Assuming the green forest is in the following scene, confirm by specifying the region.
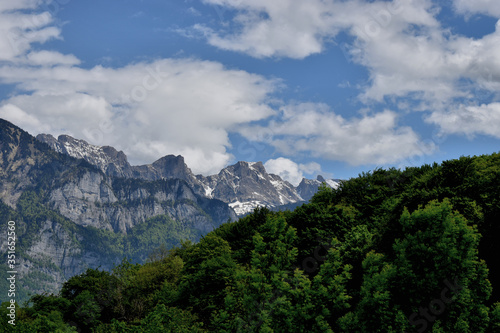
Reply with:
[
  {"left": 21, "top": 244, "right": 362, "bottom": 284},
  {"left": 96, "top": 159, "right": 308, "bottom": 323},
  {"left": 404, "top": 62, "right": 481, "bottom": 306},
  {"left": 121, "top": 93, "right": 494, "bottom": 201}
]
[{"left": 2, "top": 152, "right": 500, "bottom": 332}]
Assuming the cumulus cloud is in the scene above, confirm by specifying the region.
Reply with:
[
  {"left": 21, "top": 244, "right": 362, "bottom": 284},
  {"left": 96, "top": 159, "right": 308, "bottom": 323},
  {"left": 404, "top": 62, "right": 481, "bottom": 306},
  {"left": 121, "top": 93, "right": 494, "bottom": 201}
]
[
  {"left": 0, "top": 103, "right": 51, "bottom": 135},
  {"left": 199, "top": 0, "right": 500, "bottom": 142},
  {"left": 351, "top": 3, "right": 500, "bottom": 105},
  {"left": 196, "top": 0, "right": 429, "bottom": 60},
  {"left": 264, "top": 157, "right": 322, "bottom": 186},
  {"left": 0, "top": 58, "right": 279, "bottom": 174},
  {"left": 426, "top": 102, "right": 500, "bottom": 138},
  {"left": 197, "top": 0, "right": 341, "bottom": 59},
  {"left": 0, "top": 2, "right": 281, "bottom": 175},
  {"left": 240, "top": 103, "right": 433, "bottom": 166},
  {"left": 198, "top": 0, "right": 337, "bottom": 59},
  {"left": 195, "top": 0, "right": 460, "bottom": 103}
]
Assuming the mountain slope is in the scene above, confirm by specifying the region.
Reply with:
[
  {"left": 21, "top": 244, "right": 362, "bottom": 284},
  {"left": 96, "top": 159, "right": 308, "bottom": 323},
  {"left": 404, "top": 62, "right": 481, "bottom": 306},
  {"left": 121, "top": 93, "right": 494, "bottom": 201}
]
[
  {"left": 200, "top": 161, "right": 303, "bottom": 215},
  {"left": 37, "top": 133, "right": 340, "bottom": 215},
  {"left": 0, "top": 119, "right": 236, "bottom": 302}
]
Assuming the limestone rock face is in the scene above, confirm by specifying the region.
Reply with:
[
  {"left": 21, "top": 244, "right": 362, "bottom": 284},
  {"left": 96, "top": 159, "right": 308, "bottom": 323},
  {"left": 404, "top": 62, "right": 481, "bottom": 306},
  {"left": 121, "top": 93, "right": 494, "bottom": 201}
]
[
  {"left": 36, "top": 133, "right": 133, "bottom": 178},
  {"left": 200, "top": 161, "right": 303, "bottom": 215},
  {"left": 0, "top": 119, "right": 236, "bottom": 302},
  {"left": 36, "top": 132, "right": 342, "bottom": 216}
]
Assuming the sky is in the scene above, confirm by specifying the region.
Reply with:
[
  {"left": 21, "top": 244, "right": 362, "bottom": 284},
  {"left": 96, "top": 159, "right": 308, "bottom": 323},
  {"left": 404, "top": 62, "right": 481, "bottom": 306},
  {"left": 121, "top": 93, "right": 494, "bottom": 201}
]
[{"left": 0, "top": 0, "right": 499, "bottom": 185}]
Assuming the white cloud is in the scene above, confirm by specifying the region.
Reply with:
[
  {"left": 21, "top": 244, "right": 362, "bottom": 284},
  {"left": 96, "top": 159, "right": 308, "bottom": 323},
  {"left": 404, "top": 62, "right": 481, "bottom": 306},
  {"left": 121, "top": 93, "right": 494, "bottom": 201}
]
[
  {"left": 0, "top": 0, "right": 41, "bottom": 12},
  {"left": 299, "top": 161, "right": 323, "bottom": 175},
  {"left": 0, "top": 4, "right": 61, "bottom": 62},
  {"left": 264, "top": 157, "right": 322, "bottom": 186},
  {"left": 197, "top": 0, "right": 432, "bottom": 59},
  {"left": 187, "top": 7, "right": 202, "bottom": 16},
  {"left": 0, "top": 58, "right": 278, "bottom": 175},
  {"left": 4, "top": 92, "right": 113, "bottom": 136},
  {"left": 26, "top": 50, "right": 81, "bottom": 66},
  {"left": 0, "top": 103, "right": 51, "bottom": 135},
  {"left": 199, "top": 0, "right": 500, "bottom": 139},
  {"left": 196, "top": 0, "right": 495, "bottom": 103},
  {"left": 240, "top": 103, "right": 433, "bottom": 166},
  {"left": 0, "top": 2, "right": 281, "bottom": 175},
  {"left": 198, "top": 0, "right": 342, "bottom": 59},
  {"left": 351, "top": 4, "right": 500, "bottom": 105},
  {"left": 426, "top": 102, "right": 500, "bottom": 138},
  {"left": 453, "top": 0, "right": 500, "bottom": 18}
]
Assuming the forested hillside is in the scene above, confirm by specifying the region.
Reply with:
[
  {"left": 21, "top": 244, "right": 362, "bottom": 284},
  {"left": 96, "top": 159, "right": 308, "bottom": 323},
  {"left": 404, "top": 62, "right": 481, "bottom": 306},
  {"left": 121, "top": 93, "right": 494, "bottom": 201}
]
[
  {"left": 0, "top": 119, "right": 235, "bottom": 302},
  {"left": 2, "top": 153, "right": 500, "bottom": 332}
]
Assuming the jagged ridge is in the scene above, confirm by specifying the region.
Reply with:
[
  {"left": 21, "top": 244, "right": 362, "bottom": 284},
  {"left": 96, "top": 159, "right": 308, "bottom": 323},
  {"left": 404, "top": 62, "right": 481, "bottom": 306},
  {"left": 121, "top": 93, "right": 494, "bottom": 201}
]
[{"left": 36, "top": 133, "right": 340, "bottom": 215}]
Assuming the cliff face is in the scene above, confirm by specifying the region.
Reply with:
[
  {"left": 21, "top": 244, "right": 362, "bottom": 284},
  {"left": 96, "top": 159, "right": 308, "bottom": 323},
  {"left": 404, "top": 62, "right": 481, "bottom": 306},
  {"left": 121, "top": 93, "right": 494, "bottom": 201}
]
[
  {"left": 47, "top": 171, "right": 230, "bottom": 234},
  {"left": 36, "top": 134, "right": 313, "bottom": 215},
  {"left": 36, "top": 133, "right": 133, "bottom": 178},
  {"left": 200, "top": 161, "right": 304, "bottom": 215},
  {"left": 36, "top": 134, "right": 198, "bottom": 183},
  {"left": 0, "top": 119, "right": 236, "bottom": 302}
]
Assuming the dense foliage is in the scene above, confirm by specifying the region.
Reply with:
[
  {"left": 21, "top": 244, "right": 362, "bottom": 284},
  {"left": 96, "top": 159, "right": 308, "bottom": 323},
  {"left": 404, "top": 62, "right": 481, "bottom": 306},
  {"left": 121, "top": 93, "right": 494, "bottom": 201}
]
[{"left": 2, "top": 152, "right": 500, "bottom": 332}]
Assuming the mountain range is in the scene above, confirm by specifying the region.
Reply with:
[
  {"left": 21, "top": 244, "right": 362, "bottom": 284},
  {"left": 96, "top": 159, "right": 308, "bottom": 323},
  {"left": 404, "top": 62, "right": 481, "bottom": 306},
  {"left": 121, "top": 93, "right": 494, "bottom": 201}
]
[
  {"left": 36, "top": 133, "right": 340, "bottom": 215},
  {"left": 0, "top": 119, "right": 339, "bottom": 301}
]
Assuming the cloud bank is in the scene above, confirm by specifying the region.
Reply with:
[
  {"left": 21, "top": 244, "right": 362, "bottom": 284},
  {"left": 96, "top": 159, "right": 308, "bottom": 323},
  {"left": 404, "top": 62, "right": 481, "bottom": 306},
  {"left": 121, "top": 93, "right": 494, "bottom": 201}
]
[
  {"left": 0, "top": 57, "right": 278, "bottom": 174},
  {"left": 240, "top": 103, "right": 432, "bottom": 166},
  {"left": 198, "top": 0, "right": 500, "bottom": 140}
]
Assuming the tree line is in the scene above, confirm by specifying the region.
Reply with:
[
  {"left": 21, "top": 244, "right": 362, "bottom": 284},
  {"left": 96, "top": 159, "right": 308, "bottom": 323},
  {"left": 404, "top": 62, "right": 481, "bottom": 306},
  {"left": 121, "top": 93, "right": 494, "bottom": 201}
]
[{"left": 2, "top": 152, "right": 500, "bottom": 332}]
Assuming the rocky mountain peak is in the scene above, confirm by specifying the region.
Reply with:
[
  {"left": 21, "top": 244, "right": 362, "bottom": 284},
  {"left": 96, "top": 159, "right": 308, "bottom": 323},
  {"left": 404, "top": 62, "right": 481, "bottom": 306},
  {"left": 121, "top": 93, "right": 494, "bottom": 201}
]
[
  {"left": 219, "top": 161, "right": 266, "bottom": 179},
  {"left": 297, "top": 175, "right": 340, "bottom": 201},
  {"left": 36, "top": 133, "right": 61, "bottom": 152},
  {"left": 101, "top": 146, "right": 128, "bottom": 164},
  {"left": 151, "top": 155, "right": 192, "bottom": 178},
  {"left": 36, "top": 132, "right": 339, "bottom": 216},
  {"left": 203, "top": 160, "right": 303, "bottom": 215},
  {"left": 36, "top": 134, "right": 197, "bottom": 183},
  {"left": 36, "top": 133, "right": 132, "bottom": 177}
]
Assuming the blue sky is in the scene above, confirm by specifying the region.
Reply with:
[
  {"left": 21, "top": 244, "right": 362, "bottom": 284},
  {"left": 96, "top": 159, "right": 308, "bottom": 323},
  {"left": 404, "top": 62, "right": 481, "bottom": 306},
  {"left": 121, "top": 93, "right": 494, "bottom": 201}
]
[{"left": 0, "top": 0, "right": 499, "bottom": 184}]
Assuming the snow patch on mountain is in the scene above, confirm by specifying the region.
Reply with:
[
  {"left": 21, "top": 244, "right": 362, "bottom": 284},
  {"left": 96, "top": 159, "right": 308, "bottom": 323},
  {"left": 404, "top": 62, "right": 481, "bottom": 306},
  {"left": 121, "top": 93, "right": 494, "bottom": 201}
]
[
  {"left": 204, "top": 185, "right": 214, "bottom": 198},
  {"left": 325, "top": 179, "right": 340, "bottom": 189},
  {"left": 229, "top": 200, "right": 265, "bottom": 216}
]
